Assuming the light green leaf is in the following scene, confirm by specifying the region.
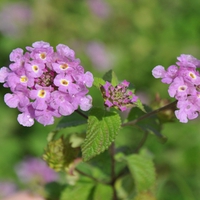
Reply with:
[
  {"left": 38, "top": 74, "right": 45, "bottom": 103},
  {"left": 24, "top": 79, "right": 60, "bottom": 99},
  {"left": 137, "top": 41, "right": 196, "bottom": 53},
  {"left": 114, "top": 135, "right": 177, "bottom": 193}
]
[
  {"left": 93, "top": 77, "right": 106, "bottom": 88},
  {"left": 93, "top": 184, "right": 113, "bottom": 200},
  {"left": 103, "top": 70, "right": 118, "bottom": 86},
  {"left": 133, "top": 192, "right": 157, "bottom": 200},
  {"left": 126, "top": 150, "right": 156, "bottom": 193},
  {"left": 135, "top": 99, "right": 146, "bottom": 113},
  {"left": 81, "top": 107, "right": 121, "bottom": 161},
  {"left": 60, "top": 180, "right": 94, "bottom": 200},
  {"left": 56, "top": 110, "right": 88, "bottom": 130}
]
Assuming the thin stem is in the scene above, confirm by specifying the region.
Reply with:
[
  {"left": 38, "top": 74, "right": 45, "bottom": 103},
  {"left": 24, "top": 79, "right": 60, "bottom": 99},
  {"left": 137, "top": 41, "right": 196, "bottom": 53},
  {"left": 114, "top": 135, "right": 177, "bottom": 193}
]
[
  {"left": 75, "top": 109, "right": 88, "bottom": 119},
  {"left": 109, "top": 142, "right": 117, "bottom": 200},
  {"left": 114, "top": 131, "right": 149, "bottom": 181},
  {"left": 122, "top": 100, "right": 177, "bottom": 127}
]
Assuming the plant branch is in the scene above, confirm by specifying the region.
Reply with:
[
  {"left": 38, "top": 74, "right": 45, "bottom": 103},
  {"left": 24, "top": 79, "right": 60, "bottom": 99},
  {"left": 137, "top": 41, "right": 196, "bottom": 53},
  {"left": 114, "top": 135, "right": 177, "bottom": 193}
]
[
  {"left": 109, "top": 142, "right": 117, "bottom": 200},
  {"left": 75, "top": 109, "right": 88, "bottom": 119},
  {"left": 122, "top": 100, "right": 177, "bottom": 127}
]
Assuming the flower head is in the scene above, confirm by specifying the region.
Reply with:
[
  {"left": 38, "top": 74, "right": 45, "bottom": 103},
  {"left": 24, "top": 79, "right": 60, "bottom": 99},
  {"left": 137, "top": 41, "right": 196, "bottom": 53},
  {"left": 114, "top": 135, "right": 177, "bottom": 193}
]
[
  {"left": 100, "top": 80, "right": 138, "bottom": 111},
  {"left": 0, "top": 41, "right": 94, "bottom": 126},
  {"left": 152, "top": 54, "right": 200, "bottom": 123},
  {"left": 0, "top": 181, "right": 17, "bottom": 198},
  {"left": 15, "top": 157, "right": 58, "bottom": 185}
]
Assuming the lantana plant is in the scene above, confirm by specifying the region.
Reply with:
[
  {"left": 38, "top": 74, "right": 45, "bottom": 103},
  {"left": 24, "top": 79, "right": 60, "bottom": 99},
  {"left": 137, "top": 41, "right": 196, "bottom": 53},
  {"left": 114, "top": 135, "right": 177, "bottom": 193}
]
[{"left": 1, "top": 41, "right": 199, "bottom": 200}]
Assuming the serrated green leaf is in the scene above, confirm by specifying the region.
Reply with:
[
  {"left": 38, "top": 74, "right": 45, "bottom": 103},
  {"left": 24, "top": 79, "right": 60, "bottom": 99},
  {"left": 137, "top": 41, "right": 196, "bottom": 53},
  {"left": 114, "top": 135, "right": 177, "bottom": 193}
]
[
  {"left": 93, "top": 77, "right": 106, "bottom": 88},
  {"left": 81, "top": 107, "right": 121, "bottom": 161},
  {"left": 103, "top": 70, "right": 118, "bottom": 86},
  {"left": 125, "top": 150, "right": 156, "bottom": 193},
  {"left": 60, "top": 181, "right": 94, "bottom": 200},
  {"left": 56, "top": 110, "right": 88, "bottom": 130}
]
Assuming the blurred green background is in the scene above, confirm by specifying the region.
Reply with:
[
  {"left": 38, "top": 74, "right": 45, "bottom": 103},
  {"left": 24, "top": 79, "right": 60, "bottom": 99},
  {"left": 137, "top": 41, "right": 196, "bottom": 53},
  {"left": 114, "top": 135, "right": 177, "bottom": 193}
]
[{"left": 0, "top": 0, "right": 200, "bottom": 199}]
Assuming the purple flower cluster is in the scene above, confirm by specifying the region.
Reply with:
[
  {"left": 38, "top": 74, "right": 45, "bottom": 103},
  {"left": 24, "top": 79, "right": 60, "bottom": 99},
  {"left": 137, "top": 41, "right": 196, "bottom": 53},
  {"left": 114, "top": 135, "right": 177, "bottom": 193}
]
[
  {"left": 100, "top": 80, "right": 138, "bottom": 111},
  {"left": 0, "top": 181, "right": 17, "bottom": 198},
  {"left": 152, "top": 54, "right": 200, "bottom": 123},
  {"left": 0, "top": 41, "right": 94, "bottom": 126},
  {"left": 15, "top": 157, "right": 58, "bottom": 185}
]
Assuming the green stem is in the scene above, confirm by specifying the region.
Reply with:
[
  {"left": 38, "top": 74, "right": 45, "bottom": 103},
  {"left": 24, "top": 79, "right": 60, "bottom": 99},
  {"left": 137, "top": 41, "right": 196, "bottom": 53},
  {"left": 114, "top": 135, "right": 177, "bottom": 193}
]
[
  {"left": 109, "top": 142, "right": 117, "bottom": 200},
  {"left": 122, "top": 100, "right": 177, "bottom": 127},
  {"left": 75, "top": 109, "right": 88, "bottom": 119}
]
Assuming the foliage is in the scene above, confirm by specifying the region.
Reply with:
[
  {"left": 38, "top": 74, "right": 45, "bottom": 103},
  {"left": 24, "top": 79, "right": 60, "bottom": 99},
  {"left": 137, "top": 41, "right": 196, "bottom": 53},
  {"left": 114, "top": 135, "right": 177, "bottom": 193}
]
[{"left": 0, "top": 1, "right": 200, "bottom": 200}]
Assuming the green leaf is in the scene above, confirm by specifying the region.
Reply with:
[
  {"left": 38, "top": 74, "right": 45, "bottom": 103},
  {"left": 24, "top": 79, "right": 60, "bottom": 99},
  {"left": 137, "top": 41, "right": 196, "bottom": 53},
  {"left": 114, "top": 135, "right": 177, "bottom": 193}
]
[
  {"left": 135, "top": 99, "right": 146, "bottom": 113},
  {"left": 125, "top": 150, "right": 156, "bottom": 193},
  {"left": 56, "top": 110, "right": 88, "bottom": 130},
  {"left": 93, "top": 184, "right": 113, "bottom": 200},
  {"left": 133, "top": 192, "right": 157, "bottom": 200},
  {"left": 60, "top": 179, "right": 94, "bottom": 200},
  {"left": 81, "top": 107, "right": 121, "bottom": 161},
  {"left": 93, "top": 77, "right": 106, "bottom": 88},
  {"left": 76, "top": 157, "right": 110, "bottom": 183},
  {"left": 45, "top": 182, "right": 66, "bottom": 200},
  {"left": 127, "top": 106, "right": 167, "bottom": 143},
  {"left": 115, "top": 174, "right": 135, "bottom": 200},
  {"left": 103, "top": 69, "right": 118, "bottom": 86}
]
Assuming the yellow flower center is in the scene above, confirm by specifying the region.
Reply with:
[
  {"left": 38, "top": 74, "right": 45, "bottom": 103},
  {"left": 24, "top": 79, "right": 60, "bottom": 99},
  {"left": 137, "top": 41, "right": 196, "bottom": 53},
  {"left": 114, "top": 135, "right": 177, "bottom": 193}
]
[
  {"left": 20, "top": 76, "right": 28, "bottom": 83},
  {"left": 60, "top": 63, "right": 69, "bottom": 70},
  {"left": 32, "top": 65, "right": 39, "bottom": 72},
  {"left": 189, "top": 72, "right": 196, "bottom": 79},
  {"left": 40, "top": 52, "right": 46, "bottom": 60},
  {"left": 178, "top": 85, "right": 187, "bottom": 92},
  {"left": 60, "top": 79, "right": 69, "bottom": 86},
  {"left": 38, "top": 90, "right": 46, "bottom": 98}
]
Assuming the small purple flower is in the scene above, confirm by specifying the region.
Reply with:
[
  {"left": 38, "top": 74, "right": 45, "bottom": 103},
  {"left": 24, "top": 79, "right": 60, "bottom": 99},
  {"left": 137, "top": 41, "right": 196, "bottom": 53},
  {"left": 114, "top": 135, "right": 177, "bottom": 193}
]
[
  {"left": 86, "top": 41, "right": 114, "bottom": 71},
  {"left": 176, "top": 54, "right": 200, "bottom": 68},
  {"left": 0, "top": 3, "right": 32, "bottom": 37},
  {"left": 15, "top": 157, "right": 58, "bottom": 185},
  {"left": 0, "top": 181, "right": 17, "bottom": 198},
  {"left": 100, "top": 80, "right": 138, "bottom": 111},
  {"left": 0, "top": 41, "right": 94, "bottom": 126},
  {"left": 175, "top": 100, "right": 198, "bottom": 123},
  {"left": 152, "top": 54, "right": 200, "bottom": 123},
  {"left": 87, "top": 0, "right": 111, "bottom": 18}
]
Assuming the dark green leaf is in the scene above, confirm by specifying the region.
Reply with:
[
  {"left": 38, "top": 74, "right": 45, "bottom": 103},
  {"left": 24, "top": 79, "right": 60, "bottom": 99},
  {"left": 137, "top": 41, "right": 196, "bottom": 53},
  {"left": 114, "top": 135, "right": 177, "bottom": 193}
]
[
  {"left": 103, "top": 70, "right": 118, "bottom": 86},
  {"left": 45, "top": 182, "right": 66, "bottom": 200},
  {"left": 56, "top": 110, "right": 88, "bottom": 130},
  {"left": 127, "top": 106, "right": 167, "bottom": 143},
  {"left": 115, "top": 174, "right": 135, "bottom": 199}
]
